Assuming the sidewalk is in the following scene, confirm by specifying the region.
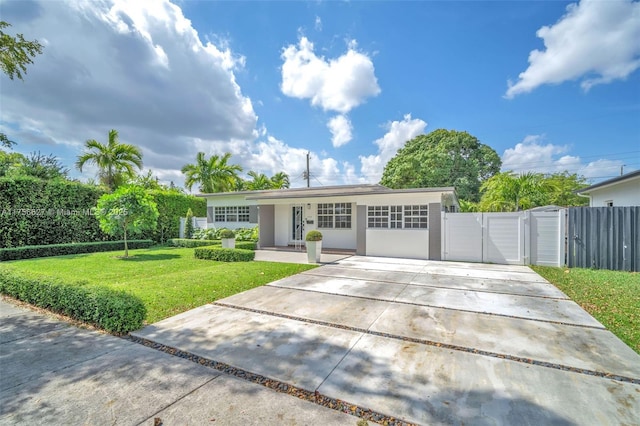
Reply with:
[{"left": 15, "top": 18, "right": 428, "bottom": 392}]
[{"left": 0, "top": 298, "right": 357, "bottom": 425}]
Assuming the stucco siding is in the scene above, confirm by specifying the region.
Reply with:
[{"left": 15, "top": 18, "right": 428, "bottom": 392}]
[
  {"left": 589, "top": 178, "right": 640, "bottom": 207},
  {"left": 366, "top": 229, "right": 429, "bottom": 259}
]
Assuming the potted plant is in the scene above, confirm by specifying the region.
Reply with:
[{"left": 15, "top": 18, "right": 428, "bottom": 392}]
[
  {"left": 305, "top": 230, "right": 323, "bottom": 263},
  {"left": 219, "top": 228, "right": 236, "bottom": 249}
]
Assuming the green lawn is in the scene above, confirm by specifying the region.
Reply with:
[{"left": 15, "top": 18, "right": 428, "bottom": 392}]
[
  {"left": 3, "top": 246, "right": 316, "bottom": 324},
  {"left": 532, "top": 266, "right": 640, "bottom": 354}
]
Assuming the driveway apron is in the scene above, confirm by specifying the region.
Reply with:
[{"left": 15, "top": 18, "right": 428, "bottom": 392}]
[{"left": 132, "top": 256, "right": 640, "bottom": 425}]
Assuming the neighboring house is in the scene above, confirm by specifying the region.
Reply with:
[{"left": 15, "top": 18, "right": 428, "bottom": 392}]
[
  {"left": 198, "top": 184, "right": 458, "bottom": 260},
  {"left": 576, "top": 170, "right": 640, "bottom": 207}
]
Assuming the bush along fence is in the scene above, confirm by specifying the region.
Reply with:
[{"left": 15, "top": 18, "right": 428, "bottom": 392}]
[
  {"left": 0, "top": 240, "right": 154, "bottom": 261},
  {"left": 0, "top": 269, "right": 146, "bottom": 333}
]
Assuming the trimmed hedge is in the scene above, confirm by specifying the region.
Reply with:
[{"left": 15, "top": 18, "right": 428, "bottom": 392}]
[
  {"left": 194, "top": 247, "right": 255, "bottom": 262},
  {"left": 0, "top": 269, "right": 146, "bottom": 333},
  {"left": 166, "top": 239, "right": 256, "bottom": 250},
  {"left": 167, "top": 238, "right": 221, "bottom": 248},
  {"left": 0, "top": 240, "right": 154, "bottom": 261},
  {"left": 235, "top": 241, "right": 257, "bottom": 250},
  {"left": 142, "top": 190, "right": 206, "bottom": 243}
]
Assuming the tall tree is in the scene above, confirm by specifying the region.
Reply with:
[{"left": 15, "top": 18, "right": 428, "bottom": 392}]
[
  {"left": 75, "top": 129, "right": 143, "bottom": 190},
  {"left": 181, "top": 152, "right": 242, "bottom": 193},
  {"left": 380, "top": 129, "right": 501, "bottom": 202},
  {"left": 95, "top": 186, "right": 159, "bottom": 258},
  {"left": 1, "top": 21, "right": 44, "bottom": 148},
  {"left": 0, "top": 21, "right": 43, "bottom": 81},
  {"left": 270, "top": 171, "right": 290, "bottom": 189},
  {"left": 20, "top": 151, "right": 69, "bottom": 180},
  {"left": 545, "top": 171, "right": 589, "bottom": 207},
  {"left": 479, "top": 171, "right": 551, "bottom": 212},
  {"left": 245, "top": 171, "right": 273, "bottom": 190}
]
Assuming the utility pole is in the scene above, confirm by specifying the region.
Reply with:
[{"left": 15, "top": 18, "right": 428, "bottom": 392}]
[
  {"left": 621, "top": 165, "right": 625, "bottom": 176},
  {"left": 306, "top": 152, "right": 310, "bottom": 188}
]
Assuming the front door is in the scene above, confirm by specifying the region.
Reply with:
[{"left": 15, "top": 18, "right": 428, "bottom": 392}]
[{"left": 291, "top": 205, "right": 304, "bottom": 243}]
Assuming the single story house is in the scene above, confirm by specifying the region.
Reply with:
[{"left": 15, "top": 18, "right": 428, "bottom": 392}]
[
  {"left": 575, "top": 170, "right": 640, "bottom": 207},
  {"left": 198, "top": 184, "right": 458, "bottom": 260}
]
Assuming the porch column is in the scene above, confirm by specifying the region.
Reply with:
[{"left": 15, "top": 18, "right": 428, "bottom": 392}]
[
  {"left": 429, "top": 202, "right": 441, "bottom": 260},
  {"left": 258, "top": 205, "right": 275, "bottom": 248},
  {"left": 356, "top": 205, "right": 367, "bottom": 255}
]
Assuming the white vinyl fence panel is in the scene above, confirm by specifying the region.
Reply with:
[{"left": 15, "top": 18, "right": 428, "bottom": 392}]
[
  {"left": 442, "top": 213, "right": 483, "bottom": 262},
  {"left": 442, "top": 210, "right": 564, "bottom": 266}
]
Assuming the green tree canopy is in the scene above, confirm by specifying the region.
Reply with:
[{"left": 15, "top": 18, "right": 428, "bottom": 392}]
[
  {"left": 270, "top": 171, "right": 290, "bottom": 189},
  {"left": 245, "top": 171, "right": 273, "bottom": 190},
  {"left": 380, "top": 129, "right": 501, "bottom": 202},
  {"left": 181, "top": 152, "right": 242, "bottom": 193},
  {"left": 95, "top": 186, "right": 159, "bottom": 257},
  {"left": 76, "top": 129, "right": 143, "bottom": 191},
  {"left": 0, "top": 21, "right": 43, "bottom": 81},
  {"left": 1, "top": 21, "right": 44, "bottom": 150},
  {"left": 0, "top": 150, "right": 68, "bottom": 180},
  {"left": 478, "top": 170, "right": 589, "bottom": 211},
  {"left": 479, "top": 172, "right": 551, "bottom": 212},
  {"left": 544, "top": 171, "right": 589, "bottom": 207}
]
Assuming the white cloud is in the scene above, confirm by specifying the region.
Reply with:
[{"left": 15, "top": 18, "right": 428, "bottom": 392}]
[
  {"left": 359, "top": 114, "right": 427, "bottom": 183},
  {"left": 280, "top": 36, "right": 381, "bottom": 114},
  {"left": 506, "top": 0, "right": 640, "bottom": 98},
  {"left": 327, "top": 115, "right": 353, "bottom": 147},
  {"left": 0, "top": 0, "right": 257, "bottom": 183},
  {"left": 501, "top": 135, "right": 625, "bottom": 180}
]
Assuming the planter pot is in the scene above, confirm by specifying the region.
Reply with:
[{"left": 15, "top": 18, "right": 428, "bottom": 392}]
[
  {"left": 221, "top": 238, "right": 235, "bottom": 249},
  {"left": 306, "top": 240, "right": 322, "bottom": 263}
]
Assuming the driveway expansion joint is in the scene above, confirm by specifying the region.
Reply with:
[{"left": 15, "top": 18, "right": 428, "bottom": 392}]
[
  {"left": 268, "top": 284, "right": 606, "bottom": 330},
  {"left": 212, "top": 302, "right": 640, "bottom": 385},
  {"left": 126, "top": 335, "right": 417, "bottom": 426}
]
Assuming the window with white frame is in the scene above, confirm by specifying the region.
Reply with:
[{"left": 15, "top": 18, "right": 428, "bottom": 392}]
[
  {"left": 214, "top": 206, "right": 250, "bottom": 222},
  {"left": 367, "top": 206, "right": 389, "bottom": 228},
  {"left": 368, "top": 204, "right": 428, "bottom": 229},
  {"left": 317, "top": 203, "right": 352, "bottom": 229},
  {"left": 404, "top": 205, "right": 428, "bottom": 228}
]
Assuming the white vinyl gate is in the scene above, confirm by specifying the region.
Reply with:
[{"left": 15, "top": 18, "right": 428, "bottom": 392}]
[{"left": 441, "top": 210, "right": 565, "bottom": 266}]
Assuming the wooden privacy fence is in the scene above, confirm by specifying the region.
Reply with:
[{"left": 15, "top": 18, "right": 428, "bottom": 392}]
[{"left": 568, "top": 207, "right": 640, "bottom": 272}]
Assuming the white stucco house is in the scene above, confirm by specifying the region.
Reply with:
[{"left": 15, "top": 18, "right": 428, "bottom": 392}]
[
  {"left": 576, "top": 170, "right": 640, "bottom": 207},
  {"left": 198, "top": 184, "right": 458, "bottom": 260}
]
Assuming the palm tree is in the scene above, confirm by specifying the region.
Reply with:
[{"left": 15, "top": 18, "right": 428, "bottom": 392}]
[
  {"left": 75, "top": 130, "right": 143, "bottom": 190},
  {"left": 270, "top": 171, "right": 290, "bottom": 189},
  {"left": 181, "top": 152, "right": 242, "bottom": 193},
  {"left": 245, "top": 171, "right": 273, "bottom": 190},
  {"left": 479, "top": 171, "right": 550, "bottom": 212}
]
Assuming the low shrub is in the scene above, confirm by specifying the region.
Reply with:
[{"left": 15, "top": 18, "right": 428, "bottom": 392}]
[
  {"left": 305, "top": 230, "right": 323, "bottom": 241},
  {"left": 219, "top": 228, "right": 235, "bottom": 239},
  {"left": 235, "top": 241, "right": 257, "bottom": 250},
  {"left": 192, "top": 228, "right": 218, "bottom": 240},
  {"left": 167, "top": 238, "right": 221, "bottom": 248},
  {"left": 192, "top": 226, "right": 258, "bottom": 241},
  {"left": 234, "top": 226, "right": 258, "bottom": 242},
  {"left": 0, "top": 240, "right": 155, "bottom": 261},
  {"left": 0, "top": 269, "right": 146, "bottom": 333},
  {"left": 194, "top": 247, "right": 255, "bottom": 262}
]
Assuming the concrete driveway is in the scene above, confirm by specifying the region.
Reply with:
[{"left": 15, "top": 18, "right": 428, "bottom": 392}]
[{"left": 133, "top": 256, "right": 640, "bottom": 425}]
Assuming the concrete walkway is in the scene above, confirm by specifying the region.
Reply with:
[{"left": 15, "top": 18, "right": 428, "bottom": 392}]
[
  {"left": 133, "top": 256, "right": 640, "bottom": 425},
  {"left": 0, "top": 299, "right": 356, "bottom": 425}
]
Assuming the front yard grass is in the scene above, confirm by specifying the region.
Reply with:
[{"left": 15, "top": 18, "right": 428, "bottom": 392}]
[
  {"left": 2, "top": 246, "right": 316, "bottom": 324},
  {"left": 532, "top": 266, "right": 640, "bottom": 354}
]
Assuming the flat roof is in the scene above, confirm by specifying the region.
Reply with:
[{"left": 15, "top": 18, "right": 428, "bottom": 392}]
[{"left": 196, "top": 184, "right": 456, "bottom": 200}]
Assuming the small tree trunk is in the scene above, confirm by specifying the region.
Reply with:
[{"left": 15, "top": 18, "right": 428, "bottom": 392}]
[{"left": 123, "top": 226, "right": 129, "bottom": 257}]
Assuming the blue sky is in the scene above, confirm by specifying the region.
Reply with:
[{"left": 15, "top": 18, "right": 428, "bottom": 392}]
[{"left": 1, "top": 0, "right": 639, "bottom": 191}]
